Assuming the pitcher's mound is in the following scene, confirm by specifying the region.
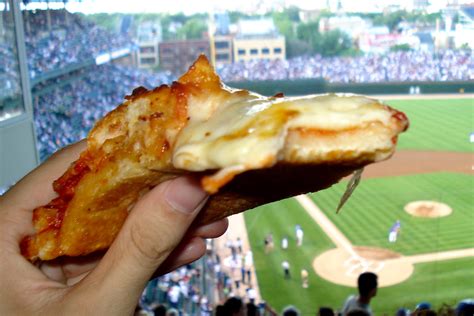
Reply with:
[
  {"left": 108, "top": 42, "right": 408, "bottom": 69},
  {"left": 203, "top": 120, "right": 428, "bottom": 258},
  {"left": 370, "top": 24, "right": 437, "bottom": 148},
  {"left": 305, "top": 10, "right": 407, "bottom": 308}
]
[
  {"left": 313, "top": 247, "right": 413, "bottom": 287},
  {"left": 404, "top": 201, "right": 452, "bottom": 218}
]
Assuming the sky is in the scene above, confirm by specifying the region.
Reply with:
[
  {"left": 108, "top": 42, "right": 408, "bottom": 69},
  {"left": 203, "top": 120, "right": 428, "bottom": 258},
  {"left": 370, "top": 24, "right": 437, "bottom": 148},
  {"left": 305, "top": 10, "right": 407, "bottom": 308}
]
[{"left": 18, "top": 0, "right": 471, "bottom": 15}]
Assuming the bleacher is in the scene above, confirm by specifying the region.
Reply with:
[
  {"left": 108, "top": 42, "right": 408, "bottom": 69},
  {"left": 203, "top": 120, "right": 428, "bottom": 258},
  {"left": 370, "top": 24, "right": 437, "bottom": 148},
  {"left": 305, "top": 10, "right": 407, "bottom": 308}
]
[{"left": 22, "top": 8, "right": 135, "bottom": 84}]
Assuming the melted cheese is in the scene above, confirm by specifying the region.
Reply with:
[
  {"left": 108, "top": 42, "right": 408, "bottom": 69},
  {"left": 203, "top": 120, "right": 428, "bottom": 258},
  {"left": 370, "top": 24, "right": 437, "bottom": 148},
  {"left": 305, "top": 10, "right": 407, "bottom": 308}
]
[{"left": 172, "top": 90, "right": 395, "bottom": 192}]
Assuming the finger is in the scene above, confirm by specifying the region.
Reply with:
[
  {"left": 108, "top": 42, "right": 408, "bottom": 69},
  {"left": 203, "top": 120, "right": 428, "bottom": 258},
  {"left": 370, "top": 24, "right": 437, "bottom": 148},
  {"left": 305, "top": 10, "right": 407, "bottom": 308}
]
[
  {"left": 39, "top": 251, "right": 104, "bottom": 283},
  {"left": 75, "top": 176, "right": 208, "bottom": 315},
  {"left": 153, "top": 237, "right": 207, "bottom": 277},
  {"left": 61, "top": 251, "right": 104, "bottom": 279},
  {"left": 190, "top": 218, "right": 229, "bottom": 239},
  {"left": 152, "top": 218, "right": 228, "bottom": 277},
  {"left": 2, "top": 140, "right": 86, "bottom": 210}
]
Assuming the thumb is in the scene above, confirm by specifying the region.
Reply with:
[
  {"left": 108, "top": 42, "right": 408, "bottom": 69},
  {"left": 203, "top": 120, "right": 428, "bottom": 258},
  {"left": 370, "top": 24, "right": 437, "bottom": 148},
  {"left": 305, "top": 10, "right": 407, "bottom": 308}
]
[{"left": 76, "top": 176, "right": 208, "bottom": 313}]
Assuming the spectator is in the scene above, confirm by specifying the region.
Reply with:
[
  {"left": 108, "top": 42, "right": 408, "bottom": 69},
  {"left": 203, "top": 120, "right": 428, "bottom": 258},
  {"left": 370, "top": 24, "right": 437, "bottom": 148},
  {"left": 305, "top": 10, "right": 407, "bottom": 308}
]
[
  {"left": 341, "top": 272, "right": 378, "bottom": 315},
  {"left": 166, "top": 308, "right": 179, "bottom": 316},
  {"left": 215, "top": 305, "right": 226, "bottom": 316},
  {"left": 456, "top": 299, "right": 474, "bottom": 316},
  {"left": 236, "top": 237, "right": 243, "bottom": 254},
  {"left": 318, "top": 307, "right": 335, "bottom": 316},
  {"left": 412, "top": 302, "right": 437, "bottom": 316},
  {"left": 224, "top": 297, "right": 245, "bottom": 316},
  {"left": 153, "top": 305, "right": 167, "bottom": 316},
  {"left": 246, "top": 302, "right": 258, "bottom": 316},
  {"left": 282, "top": 305, "right": 300, "bottom": 316},
  {"left": 246, "top": 286, "right": 257, "bottom": 304}
]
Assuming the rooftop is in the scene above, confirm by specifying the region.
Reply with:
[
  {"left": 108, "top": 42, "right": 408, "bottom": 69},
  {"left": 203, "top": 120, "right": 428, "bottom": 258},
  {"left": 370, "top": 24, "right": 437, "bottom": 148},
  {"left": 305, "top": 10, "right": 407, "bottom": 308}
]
[{"left": 236, "top": 18, "right": 280, "bottom": 39}]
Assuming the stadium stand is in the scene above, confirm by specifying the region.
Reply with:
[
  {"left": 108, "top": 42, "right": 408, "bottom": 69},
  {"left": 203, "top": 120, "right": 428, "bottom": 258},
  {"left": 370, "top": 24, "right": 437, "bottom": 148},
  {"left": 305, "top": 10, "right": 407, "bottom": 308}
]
[
  {"left": 33, "top": 63, "right": 173, "bottom": 161},
  {"left": 217, "top": 50, "right": 473, "bottom": 83},
  {"left": 0, "top": 42, "right": 21, "bottom": 100},
  {"left": 23, "top": 9, "right": 134, "bottom": 79}
]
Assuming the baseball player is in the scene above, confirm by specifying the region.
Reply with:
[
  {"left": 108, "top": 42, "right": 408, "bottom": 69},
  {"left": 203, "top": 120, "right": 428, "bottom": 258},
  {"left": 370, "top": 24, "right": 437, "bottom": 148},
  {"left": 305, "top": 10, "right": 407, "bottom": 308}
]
[
  {"left": 296, "top": 225, "right": 304, "bottom": 246},
  {"left": 388, "top": 220, "right": 401, "bottom": 243}
]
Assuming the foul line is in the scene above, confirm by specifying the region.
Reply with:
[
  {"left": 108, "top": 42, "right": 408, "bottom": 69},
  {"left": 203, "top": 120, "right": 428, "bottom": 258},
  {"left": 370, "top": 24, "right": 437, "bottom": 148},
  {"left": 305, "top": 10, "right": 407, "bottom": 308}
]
[
  {"left": 296, "top": 194, "right": 474, "bottom": 265},
  {"left": 295, "top": 195, "right": 356, "bottom": 257}
]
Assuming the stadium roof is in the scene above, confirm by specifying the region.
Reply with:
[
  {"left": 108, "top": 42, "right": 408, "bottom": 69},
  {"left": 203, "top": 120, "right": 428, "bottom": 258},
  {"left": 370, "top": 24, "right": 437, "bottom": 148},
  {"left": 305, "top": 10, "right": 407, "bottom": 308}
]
[{"left": 461, "top": 6, "right": 474, "bottom": 21}]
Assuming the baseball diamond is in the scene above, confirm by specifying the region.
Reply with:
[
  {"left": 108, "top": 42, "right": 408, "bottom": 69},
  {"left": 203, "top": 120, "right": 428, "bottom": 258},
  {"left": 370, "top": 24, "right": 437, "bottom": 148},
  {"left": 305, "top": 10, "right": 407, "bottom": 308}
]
[{"left": 242, "top": 96, "right": 474, "bottom": 313}]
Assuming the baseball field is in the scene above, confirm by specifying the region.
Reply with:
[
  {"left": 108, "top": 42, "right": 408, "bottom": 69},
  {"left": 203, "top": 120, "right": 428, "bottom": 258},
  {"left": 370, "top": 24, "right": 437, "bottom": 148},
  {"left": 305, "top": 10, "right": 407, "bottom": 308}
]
[{"left": 243, "top": 97, "right": 474, "bottom": 314}]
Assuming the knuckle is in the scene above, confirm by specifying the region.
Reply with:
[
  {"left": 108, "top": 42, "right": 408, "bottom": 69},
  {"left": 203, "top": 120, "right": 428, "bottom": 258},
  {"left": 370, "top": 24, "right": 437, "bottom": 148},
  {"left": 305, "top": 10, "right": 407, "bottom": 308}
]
[{"left": 128, "top": 220, "right": 173, "bottom": 264}]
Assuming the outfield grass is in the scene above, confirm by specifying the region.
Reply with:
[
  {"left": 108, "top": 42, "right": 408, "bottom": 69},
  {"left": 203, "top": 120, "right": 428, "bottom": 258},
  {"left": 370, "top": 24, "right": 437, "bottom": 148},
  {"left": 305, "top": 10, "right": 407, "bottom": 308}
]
[
  {"left": 310, "top": 172, "right": 474, "bottom": 255},
  {"left": 245, "top": 193, "right": 474, "bottom": 314},
  {"left": 385, "top": 98, "right": 473, "bottom": 152}
]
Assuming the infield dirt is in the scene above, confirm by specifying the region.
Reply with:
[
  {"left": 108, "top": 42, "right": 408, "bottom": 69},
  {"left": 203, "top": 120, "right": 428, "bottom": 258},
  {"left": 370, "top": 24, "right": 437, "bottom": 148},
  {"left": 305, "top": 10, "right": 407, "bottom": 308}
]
[{"left": 309, "top": 148, "right": 473, "bottom": 287}]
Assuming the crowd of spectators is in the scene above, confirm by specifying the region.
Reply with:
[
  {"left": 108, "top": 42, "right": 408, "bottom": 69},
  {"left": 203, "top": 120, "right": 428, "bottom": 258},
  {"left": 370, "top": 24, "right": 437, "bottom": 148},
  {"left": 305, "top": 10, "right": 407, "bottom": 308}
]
[
  {"left": 23, "top": 9, "right": 134, "bottom": 78},
  {"left": 217, "top": 50, "right": 473, "bottom": 83},
  {"left": 137, "top": 261, "right": 211, "bottom": 315},
  {"left": 33, "top": 64, "right": 173, "bottom": 161},
  {"left": 0, "top": 42, "right": 21, "bottom": 100}
]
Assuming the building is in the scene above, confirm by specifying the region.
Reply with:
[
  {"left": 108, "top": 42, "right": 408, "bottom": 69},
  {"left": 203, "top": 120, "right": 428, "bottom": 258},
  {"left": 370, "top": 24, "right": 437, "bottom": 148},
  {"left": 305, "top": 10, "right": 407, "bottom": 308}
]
[
  {"left": 233, "top": 19, "right": 285, "bottom": 62},
  {"left": 210, "top": 13, "right": 234, "bottom": 65},
  {"left": 136, "top": 21, "right": 162, "bottom": 69},
  {"left": 454, "top": 5, "right": 474, "bottom": 48},
  {"left": 434, "top": 4, "right": 474, "bottom": 49},
  {"left": 298, "top": 9, "right": 321, "bottom": 23},
  {"left": 213, "top": 35, "right": 233, "bottom": 65},
  {"left": 319, "top": 15, "right": 372, "bottom": 39},
  {"left": 414, "top": 32, "right": 434, "bottom": 51},
  {"left": 159, "top": 39, "right": 210, "bottom": 75}
]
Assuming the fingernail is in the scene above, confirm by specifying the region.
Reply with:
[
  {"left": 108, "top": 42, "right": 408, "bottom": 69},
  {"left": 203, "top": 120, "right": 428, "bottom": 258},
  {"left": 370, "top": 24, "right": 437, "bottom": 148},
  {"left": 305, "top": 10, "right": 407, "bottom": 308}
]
[{"left": 165, "top": 176, "right": 208, "bottom": 214}]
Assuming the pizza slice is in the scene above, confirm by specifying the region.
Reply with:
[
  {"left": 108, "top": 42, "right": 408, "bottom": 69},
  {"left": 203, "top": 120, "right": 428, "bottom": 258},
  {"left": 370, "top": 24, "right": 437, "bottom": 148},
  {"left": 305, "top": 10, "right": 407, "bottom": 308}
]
[{"left": 21, "top": 55, "right": 408, "bottom": 261}]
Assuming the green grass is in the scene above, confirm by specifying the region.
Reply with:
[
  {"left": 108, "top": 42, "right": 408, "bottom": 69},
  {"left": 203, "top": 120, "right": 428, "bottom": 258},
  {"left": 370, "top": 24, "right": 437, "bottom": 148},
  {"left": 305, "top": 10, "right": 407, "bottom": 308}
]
[
  {"left": 310, "top": 172, "right": 474, "bottom": 255},
  {"left": 385, "top": 98, "right": 474, "bottom": 152},
  {"left": 245, "top": 97, "right": 474, "bottom": 312},
  {"left": 245, "top": 194, "right": 474, "bottom": 314}
]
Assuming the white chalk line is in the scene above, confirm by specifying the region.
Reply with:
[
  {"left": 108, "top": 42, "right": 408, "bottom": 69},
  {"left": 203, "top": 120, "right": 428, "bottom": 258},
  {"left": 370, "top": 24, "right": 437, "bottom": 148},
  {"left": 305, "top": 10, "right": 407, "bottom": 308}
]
[{"left": 295, "top": 194, "right": 474, "bottom": 268}]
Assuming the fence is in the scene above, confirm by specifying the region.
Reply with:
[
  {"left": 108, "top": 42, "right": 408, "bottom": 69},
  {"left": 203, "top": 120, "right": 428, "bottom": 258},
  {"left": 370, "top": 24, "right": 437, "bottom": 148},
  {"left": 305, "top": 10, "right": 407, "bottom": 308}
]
[{"left": 228, "top": 79, "right": 474, "bottom": 96}]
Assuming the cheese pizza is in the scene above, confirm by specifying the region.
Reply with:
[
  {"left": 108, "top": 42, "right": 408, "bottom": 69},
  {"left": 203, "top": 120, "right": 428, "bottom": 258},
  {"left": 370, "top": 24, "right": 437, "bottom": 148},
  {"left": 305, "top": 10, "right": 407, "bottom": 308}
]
[{"left": 21, "top": 55, "right": 408, "bottom": 261}]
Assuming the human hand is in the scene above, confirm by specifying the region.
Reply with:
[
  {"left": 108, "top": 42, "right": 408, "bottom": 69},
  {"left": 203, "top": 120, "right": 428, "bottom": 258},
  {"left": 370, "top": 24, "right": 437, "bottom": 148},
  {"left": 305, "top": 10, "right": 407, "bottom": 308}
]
[{"left": 0, "top": 141, "right": 228, "bottom": 315}]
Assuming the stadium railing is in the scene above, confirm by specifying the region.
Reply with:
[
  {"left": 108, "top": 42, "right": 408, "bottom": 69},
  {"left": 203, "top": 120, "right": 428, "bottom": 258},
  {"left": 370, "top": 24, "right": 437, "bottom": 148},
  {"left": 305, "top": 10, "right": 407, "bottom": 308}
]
[{"left": 30, "top": 60, "right": 95, "bottom": 87}]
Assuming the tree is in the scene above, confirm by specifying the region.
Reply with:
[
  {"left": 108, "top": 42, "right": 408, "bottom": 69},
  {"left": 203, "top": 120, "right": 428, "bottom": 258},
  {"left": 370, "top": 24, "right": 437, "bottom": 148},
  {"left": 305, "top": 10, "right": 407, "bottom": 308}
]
[
  {"left": 373, "top": 11, "right": 405, "bottom": 32},
  {"left": 390, "top": 43, "right": 411, "bottom": 52},
  {"left": 313, "top": 29, "right": 352, "bottom": 57},
  {"left": 176, "top": 17, "right": 207, "bottom": 40},
  {"left": 286, "top": 39, "right": 312, "bottom": 57},
  {"left": 296, "top": 21, "right": 319, "bottom": 44},
  {"left": 296, "top": 22, "right": 352, "bottom": 57}
]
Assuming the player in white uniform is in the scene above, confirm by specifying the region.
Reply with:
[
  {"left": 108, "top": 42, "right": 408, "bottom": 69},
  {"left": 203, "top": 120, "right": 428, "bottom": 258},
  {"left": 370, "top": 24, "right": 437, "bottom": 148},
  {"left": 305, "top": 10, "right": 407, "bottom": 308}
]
[
  {"left": 295, "top": 224, "right": 304, "bottom": 246},
  {"left": 388, "top": 220, "right": 401, "bottom": 243}
]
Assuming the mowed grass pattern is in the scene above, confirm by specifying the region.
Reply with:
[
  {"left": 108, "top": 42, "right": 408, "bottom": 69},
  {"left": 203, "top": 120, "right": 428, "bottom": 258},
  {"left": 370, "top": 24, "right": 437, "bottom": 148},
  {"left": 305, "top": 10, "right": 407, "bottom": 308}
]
[
  {"left": 245, "top": 198, "right": 474, "bottom": 313},
  {"left": 385, "top": 98, "right": 473, "bottom": 152},
  {"left": 310, "top": 172, "right": 474, "bottom": 255}
]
